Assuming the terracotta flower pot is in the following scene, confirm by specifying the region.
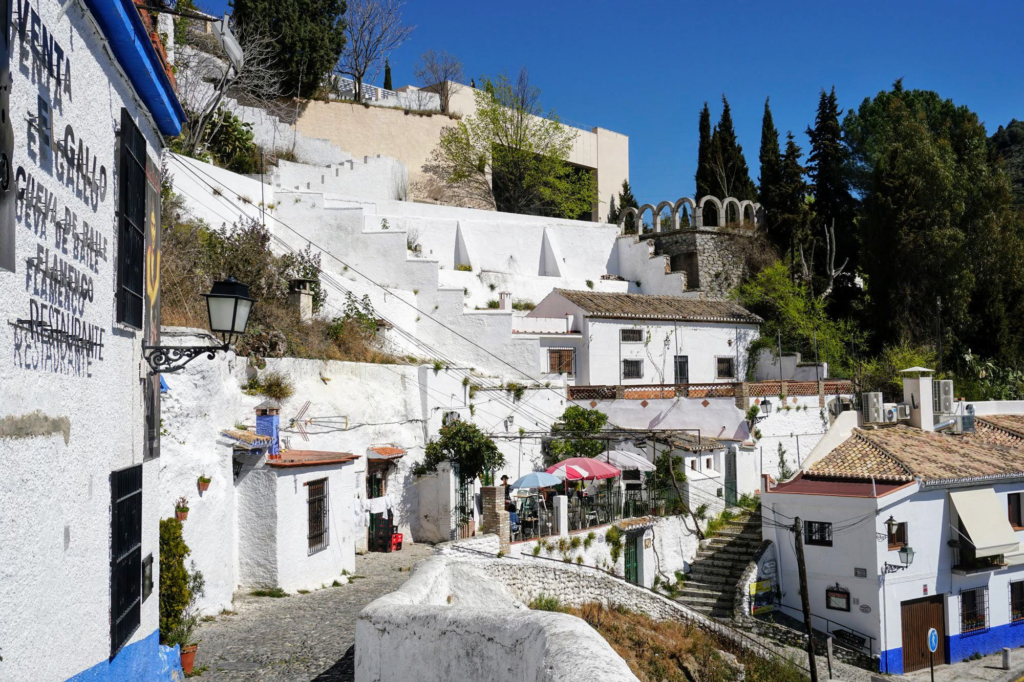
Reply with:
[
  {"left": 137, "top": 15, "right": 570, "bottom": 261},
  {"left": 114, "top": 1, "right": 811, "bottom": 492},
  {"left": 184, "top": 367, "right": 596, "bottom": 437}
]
[
  {"left": 180, "top": 644, "right": 198, "bottom": 674},
  {"left": 176, "top": 510, "right": 189, "bottom": 521},
  {"left": 198, "top": 480, "right": 210, "bottom": 493}
]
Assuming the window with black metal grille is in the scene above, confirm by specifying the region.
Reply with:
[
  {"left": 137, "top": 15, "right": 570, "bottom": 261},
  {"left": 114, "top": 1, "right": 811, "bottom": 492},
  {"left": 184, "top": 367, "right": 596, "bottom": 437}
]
[
  {"left": 307, "top": 478, "right": 329, "bottom": 553},
  {"left": 110, "top": 464, "right": 142, "bottom": 658}
]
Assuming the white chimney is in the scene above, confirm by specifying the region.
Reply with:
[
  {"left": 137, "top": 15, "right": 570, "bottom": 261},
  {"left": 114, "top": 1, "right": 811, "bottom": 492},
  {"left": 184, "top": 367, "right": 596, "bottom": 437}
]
[
  {"left": 498, "top": 291, "right": 512, "bottom": 310},
  {"left": 289, "top": 278, "right": 315, "bottom": 322},
  {"left": 901, "top": 367, "right": 935, "bottom": 432}
]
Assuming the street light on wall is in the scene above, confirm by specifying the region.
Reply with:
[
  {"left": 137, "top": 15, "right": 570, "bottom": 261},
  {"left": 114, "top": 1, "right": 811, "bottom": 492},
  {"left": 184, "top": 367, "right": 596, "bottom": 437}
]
[
  {"left": 882, "top": 515, "right": 915, "bottom": 574},
  {"left": 144, "top": 277, "right": 256, "bottom": 375}
]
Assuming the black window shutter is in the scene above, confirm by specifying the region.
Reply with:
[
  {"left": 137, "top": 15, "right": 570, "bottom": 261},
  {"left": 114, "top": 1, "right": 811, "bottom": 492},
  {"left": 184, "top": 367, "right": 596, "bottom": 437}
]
[
  {"left": 110, "top": 464, "right": 143, "bottom": 658},
  {"left": 116, "top": 109, "right": 146, "bottom": 329}
]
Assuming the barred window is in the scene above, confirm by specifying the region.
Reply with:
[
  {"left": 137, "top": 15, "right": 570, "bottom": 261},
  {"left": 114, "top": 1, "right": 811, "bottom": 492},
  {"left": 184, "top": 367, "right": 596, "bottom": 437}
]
[
  {"left": 716, "top": 357, "right": 736, "bottom": 379},
  {"left": 622, "top": 359, "right": 643, "bottom": 379},
  {"left": 1011, "top": 581, "right": 1024, "bottom": 624},
  {"left": 805, "top": 521, "right": 833, "bottom": 547},
  {"left": 307, "top": 478, "right": 329, "bottom": 553},
  {"left": 620, "top": 329, "right": 643, "bottom": 343},
  {"left": 116, "top": 109, "right": 146, "bottom": 329},
  {"left": 548, "top": 349, "right": 574, "bottom": 376},
  {"left": 110, "top": 465, "right": 143, "bottom": 658},
  {"left": 961, "top": 587, "right": 988, "bottom": 633}
]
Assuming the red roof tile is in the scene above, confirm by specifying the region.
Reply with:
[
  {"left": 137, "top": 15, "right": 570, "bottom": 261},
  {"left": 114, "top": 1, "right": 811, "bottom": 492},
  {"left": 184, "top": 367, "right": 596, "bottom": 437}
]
[
  {"left": 266, "top": 450, "right": 358, "bottom": 468},
  {"left": 368, "top": 445, "right": 406, "bottom": 458}
]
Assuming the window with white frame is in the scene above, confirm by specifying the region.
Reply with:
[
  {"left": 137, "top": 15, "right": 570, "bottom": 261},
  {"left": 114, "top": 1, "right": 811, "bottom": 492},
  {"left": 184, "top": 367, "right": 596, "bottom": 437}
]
[
  {"left": 716, "top": 357, "right": 736, "bottom": 380},
  {"left": 1010, "top": 581, "right": 1024, "bottom": 624},
  {"left": 620, "top": 328, "right": 643, "bottom": 343},
  {"left": 961, "top": 587, "right": 988, "bottom": 633},
  {"left": 622, "top": 359, "right": 643, "bottom": 379}
]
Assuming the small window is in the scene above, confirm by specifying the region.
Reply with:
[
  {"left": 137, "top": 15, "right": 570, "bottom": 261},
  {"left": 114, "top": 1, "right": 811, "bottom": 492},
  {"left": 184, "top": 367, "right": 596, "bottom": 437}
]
[
  {"left": 307, "top": 478, "right": 330, "bottom": 554},
  {"left": 826, "top": 584, "right": 851, "bottom": 612},
  {"left": 620, "top": 328, "right": 643, "bottom": 343},
  {"left": 805, "top": 521, "right": 833, "bottom": 547},
  {"left": 622, "top": 359, "right": 643, "bottom": 380},
  {"left": 716, "top": 357, "right": 736, "bottom": 379},
  {"left": 961, "top": 587, "right": 988, "bottom": 633},
  {"left": 548, "top": 349, "right": 575, "bottom": 377},
  {"left": 1011, "top": 581, "right": 1024, "bottom": 624},
  {"left": 690, "top": 460, "right": 696, "bottom": 471},
  {"left": 888, "top": 521, "right": 908, "bottom": 550},
  {"left": 1010, "top": 493, "right": 1023, "bottom": 529},
  {"left": 705, "top": 458, "right": 712, "bottom": 469}
]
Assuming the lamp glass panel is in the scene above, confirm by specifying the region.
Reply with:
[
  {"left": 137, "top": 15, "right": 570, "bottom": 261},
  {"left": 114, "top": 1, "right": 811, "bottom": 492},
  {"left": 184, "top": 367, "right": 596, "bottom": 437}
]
[
  {"left": 208, "top": 296, "right": 236, "bottom": 334},
  {"left": 232, "top": 299, "right": 253, "bottom": 333}
]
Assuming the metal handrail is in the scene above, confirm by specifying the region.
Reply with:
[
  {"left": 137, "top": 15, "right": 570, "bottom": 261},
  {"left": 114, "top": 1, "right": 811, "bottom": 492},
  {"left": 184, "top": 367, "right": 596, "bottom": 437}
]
[{"left": 769, "top": 601, "right": 875, "bottom": 656}]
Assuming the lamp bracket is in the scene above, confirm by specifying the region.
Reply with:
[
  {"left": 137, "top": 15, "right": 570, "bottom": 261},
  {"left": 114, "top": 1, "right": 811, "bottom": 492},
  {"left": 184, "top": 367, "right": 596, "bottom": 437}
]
[
  {"left": 882, "top": 562, "right": 909, "bottom": 575},
  {"left": 143, "top": 342, "right": 229, "bottom": 376}
]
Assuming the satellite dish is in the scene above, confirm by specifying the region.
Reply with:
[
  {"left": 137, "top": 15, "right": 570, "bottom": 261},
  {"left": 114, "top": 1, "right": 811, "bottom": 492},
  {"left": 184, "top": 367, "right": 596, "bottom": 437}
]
[{"left": 212, "top": 15, "right": 244, "bottom": 74}]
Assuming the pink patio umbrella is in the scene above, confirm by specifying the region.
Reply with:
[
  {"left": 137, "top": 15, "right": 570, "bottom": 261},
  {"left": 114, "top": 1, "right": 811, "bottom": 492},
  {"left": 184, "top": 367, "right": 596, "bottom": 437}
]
[{"left": 546, "top": 457, "right": 621, "bottom": 481}]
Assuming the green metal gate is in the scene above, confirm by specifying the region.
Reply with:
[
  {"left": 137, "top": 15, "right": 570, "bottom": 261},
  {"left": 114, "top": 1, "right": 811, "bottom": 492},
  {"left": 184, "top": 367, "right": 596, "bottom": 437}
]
[
  {"left": 624, "top": 534, "right": 639, "bottom": 585},
  {"left": 724, "top": 447, "right": 738, "bottom": 506}
]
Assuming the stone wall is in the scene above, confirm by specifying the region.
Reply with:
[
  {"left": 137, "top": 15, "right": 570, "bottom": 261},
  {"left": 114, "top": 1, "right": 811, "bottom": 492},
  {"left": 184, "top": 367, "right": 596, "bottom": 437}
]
[{"left": 649, "top": 228, "right": 755, "bottom": 299}]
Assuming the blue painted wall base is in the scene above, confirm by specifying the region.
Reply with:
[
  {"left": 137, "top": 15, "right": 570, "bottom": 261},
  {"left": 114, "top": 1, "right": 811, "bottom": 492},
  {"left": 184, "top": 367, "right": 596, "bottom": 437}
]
[
  {"left": 66, "top": 630, "right": 182, "bottom": 681},
  {"left": 881, "top": 622, "right": 1024, "bottom": 674}
]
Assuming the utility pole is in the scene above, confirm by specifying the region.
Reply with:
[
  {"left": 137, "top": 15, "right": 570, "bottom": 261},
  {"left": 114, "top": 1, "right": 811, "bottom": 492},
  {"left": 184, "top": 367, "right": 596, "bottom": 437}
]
[{"left": 794, "top": 517, "right": 819, "bottom": 682}]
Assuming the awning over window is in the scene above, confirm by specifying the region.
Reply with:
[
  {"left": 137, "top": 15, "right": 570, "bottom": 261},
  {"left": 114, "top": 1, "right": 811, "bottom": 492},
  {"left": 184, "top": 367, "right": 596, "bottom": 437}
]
[{"left": 950, "top": 488, "right": 1021, "bottom": 558}]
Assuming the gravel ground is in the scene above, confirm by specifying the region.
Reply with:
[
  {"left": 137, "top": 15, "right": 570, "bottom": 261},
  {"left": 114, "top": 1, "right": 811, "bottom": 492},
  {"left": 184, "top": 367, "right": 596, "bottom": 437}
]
[{"left": 191, "top": 543, "right": 434, "bottom": 681}]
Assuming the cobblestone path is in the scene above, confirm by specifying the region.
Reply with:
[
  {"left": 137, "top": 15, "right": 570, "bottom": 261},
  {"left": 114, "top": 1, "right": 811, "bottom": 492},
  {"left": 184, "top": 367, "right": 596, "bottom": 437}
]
[{"left": 192, "top": 543, "right": 433, "bottom": 681}]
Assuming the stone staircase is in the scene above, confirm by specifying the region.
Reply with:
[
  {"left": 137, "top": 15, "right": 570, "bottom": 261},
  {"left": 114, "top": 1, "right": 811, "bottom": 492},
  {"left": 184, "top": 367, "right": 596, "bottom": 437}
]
[{"left": 675, "top": 511, "right": 762, "bottom": 619}]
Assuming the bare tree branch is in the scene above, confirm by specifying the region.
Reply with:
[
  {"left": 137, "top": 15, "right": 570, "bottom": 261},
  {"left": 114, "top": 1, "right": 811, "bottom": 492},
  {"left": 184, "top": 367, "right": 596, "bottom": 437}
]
[
  {"left": 799, "top": 219, "right": 848, "bottom": 301},
  {"left": 336, "top": 0, "right": 415, "bottom": 102},
  {"left": 413, "top": 49, "right": 464, "bottom": 113}
]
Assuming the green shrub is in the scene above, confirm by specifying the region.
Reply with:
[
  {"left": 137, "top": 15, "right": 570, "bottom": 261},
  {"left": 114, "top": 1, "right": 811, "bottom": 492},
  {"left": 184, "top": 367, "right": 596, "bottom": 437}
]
[
  {"left": 583, "top": 531, "right": 595, "bottom": 549},
  {"left": 455, "top": 263, "right": 473, "bottom": 272},
  {"left": 529, "top": 594, "right": 566, "bottom": 612},
  {"left": 585, "top": 279, "right": 594, "bottom": 289},
  {"left": 511, "top": 299, "right": 535, "bottom": 311},
  {"left": 532, "top": 544, "right": 542, "bottom": 556},
  {"left": 251, "top": 587, "right": 288, "bottom": 598},
  {"left": 244, "top": 371, "right": 294, "bottom": 401},
  {"left": 570, "top": 536, "right": 582, "bottom": 550},
  {"left": 159, "top": 518, "right": 191, "bottom": 642},
  {"left": 486, "top": 299, "right": 499, "bottom": 309}
]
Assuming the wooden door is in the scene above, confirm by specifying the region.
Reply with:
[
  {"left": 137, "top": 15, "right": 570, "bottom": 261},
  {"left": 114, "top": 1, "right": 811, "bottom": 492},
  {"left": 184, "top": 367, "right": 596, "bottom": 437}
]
[
  {"left": 624, "top": 535, "right": 640, "bottom": 585},
  {"left": 900, "top": 595, "right": 946, "bottom": 673}
]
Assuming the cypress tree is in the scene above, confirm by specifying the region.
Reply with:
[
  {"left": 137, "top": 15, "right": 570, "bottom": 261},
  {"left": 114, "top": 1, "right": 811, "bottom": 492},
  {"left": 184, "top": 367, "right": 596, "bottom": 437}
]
[
  {"left": 383, "top": 59, "right": 392, "bottom": 90},
  {"left": 806, "top": 87, "right": 856, "bottom": 287},
  {"left": 710, "top": 95, "right": 757, "bottom": 204},
  {"left": 609, "top": 179, "right": 639, "bottom": 232},
  {"left": 777, "top": 132, "right": 809, "bottom": 276},
  {"left": 758, "top": 97, "right": 781, "bottom": 204},
  {"left": 695, "top": 103, "right": 713, "bottom": 200}
]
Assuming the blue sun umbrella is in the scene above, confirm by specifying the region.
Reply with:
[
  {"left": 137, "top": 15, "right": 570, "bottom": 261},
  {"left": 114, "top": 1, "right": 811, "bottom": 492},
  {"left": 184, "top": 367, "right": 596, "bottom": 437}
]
[{"left": 510, "top": 471, "right": 562, "bottom": 489}]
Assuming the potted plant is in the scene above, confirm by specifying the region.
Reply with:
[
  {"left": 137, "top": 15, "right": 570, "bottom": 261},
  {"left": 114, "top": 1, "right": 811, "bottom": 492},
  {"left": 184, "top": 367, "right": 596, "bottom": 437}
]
[
  {"left": 174, "top": 497, "right": 189, "bottom": 521},
  {"left": 166, "top": 562, "right": 206, "bottom": 674},
  {"left": 197, "top": 475, "right": 211, "bottom": 493}
]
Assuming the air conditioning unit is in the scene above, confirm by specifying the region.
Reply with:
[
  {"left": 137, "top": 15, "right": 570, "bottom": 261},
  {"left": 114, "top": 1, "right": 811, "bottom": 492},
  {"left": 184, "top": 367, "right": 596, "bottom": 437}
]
[
  {"left": 883, "top": 403, "right": 900, "bottom": 423},
  {"left": 934, "top": 379, "right": 954, "bottom": 415},
  {"left": 862, "top": 392, "right": 884, "bottom": 423},
  {"left": 897, "top": 403, "right": 911, "bottom": 420}
]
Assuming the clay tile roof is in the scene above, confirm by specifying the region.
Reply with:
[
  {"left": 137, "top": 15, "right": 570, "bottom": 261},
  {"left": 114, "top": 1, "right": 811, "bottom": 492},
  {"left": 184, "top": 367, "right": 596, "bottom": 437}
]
[
  {"left": 553, "top": 289, "right": 762, "bottom": 324},
  {"left": 368, "top": 445, "right": 406, "bottom": 460},
  {"left": 220, "top": 429, "right": 273, "bottom": 449},
  {"left": 267, "top": 450, "right": 359, "bottom": 468},
  {"left": 810, "top": 424, "right": 1024, "bottom": 484},
  {"left": 667, "top": 432, "right": 722, "bottom": 452},
  {"left": 972, "top": 416, "right": 1024, "bottom": 448}
]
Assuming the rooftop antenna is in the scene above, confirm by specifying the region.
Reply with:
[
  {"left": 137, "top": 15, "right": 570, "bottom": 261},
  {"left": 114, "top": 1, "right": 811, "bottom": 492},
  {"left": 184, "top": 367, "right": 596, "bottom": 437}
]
[{"left": 287, "top": 401, "right": 312, "bottom": 441}]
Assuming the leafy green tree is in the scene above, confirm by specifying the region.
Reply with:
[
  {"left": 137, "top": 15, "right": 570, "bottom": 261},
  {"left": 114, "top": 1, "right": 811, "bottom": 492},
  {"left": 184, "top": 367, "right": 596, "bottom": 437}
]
[
  {"left": 415, "top": 419, "right": 504, "bottom": 482},
  {"left": 776, "top": 444, "right": 794, "bottom": 481},
  {"left": 608, "top": 179, "right": 639, "bottom": 232},
  {"left": 844, "top": 81, "right": 1024, "bottom": 362},
  {"left": 805, "top": 87, "right": 857, "bottom": 300},
  {"left": 990, "top": 119, "right": 1024, "bottom": 207},
  {"left": 736, "top": 261, "right": 860, "bottom": 379},
  {"left": 548, "top": 405, "right": 608, "bottom": 462},
  {"left": 695, "top": 102, "right": 714, "bottom": 201},
  {"left": 231, "top": 0, "right": 347, "bottom": 97},
  {"left": 708, "top": 95, "right": 757, "bottom": 208},
  {"left": 383, "top": 58, "right": 392, "bottom": 90},
  {"left": 425, "top": 69, "right": 596, "bottom": 219}
]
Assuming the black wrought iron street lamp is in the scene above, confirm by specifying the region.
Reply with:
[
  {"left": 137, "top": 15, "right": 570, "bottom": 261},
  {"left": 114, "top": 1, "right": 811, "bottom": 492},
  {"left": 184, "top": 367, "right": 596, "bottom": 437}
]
[
  {"left": 144, "top": 277, "right": 255, "bottom": 375},
  {"left": 882, "top": 515, "right": 915, "bottom": 573},
  {"left": 752, "top": 399, "right": 772, "bottom": 424}
]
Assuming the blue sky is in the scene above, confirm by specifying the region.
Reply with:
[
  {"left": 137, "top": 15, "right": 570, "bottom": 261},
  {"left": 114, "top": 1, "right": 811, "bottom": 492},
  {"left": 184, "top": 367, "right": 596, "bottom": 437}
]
[{"left": 204, "top": 0, "right": 1024, "bottom": 207}]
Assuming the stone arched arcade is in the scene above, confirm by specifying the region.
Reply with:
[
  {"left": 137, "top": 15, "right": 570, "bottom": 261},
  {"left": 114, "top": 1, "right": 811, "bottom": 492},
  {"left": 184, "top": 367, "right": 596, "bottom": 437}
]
[{"left": 616, "top": 195, "right": 763, "bottom": 235}]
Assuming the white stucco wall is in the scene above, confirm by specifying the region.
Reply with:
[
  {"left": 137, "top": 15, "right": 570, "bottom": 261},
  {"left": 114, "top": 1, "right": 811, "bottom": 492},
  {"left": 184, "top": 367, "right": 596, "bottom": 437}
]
[
  {"left": 0, "top": 1, "right": 168, "bottom": 677},
  {"left": 753, "top": 395, "right": 831, "bottom": 480},
  {"left": 272, "top": 463, "right": 357, "bottom": 592}
]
